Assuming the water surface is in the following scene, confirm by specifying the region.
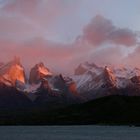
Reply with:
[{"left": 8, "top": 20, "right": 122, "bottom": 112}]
[{"left": 0, "top": 125, "right": 140, "bottom": 140}]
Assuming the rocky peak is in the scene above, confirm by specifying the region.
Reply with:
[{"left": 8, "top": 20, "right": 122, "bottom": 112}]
[
  {"left": 75, "top": 62, "right": 100, "bottom": 75},
  {"left": 29, "top": 62, "right": 52, "bottom": 84},
  {"left": 0, "top": 57, "right": 26, "bottom": 86},
  {"left": 74, "top": 64, "right": 87, "bottom": 75},
  {"left": 102, "top": 66, "right": 116, "bottom": 88}
]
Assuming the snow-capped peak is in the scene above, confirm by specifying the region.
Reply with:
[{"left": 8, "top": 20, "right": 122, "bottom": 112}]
[
  {"left": 75, "top": 62, "right": 102, "bottom": 76},
  {"left": 72, "top": 62, "right": 140, "bottom": 95}
]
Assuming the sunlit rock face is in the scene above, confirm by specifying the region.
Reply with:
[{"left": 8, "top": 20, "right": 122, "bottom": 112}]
[
  {"left": 103, "top": 66, "right": 117, "bottom": 88},
  {"left": 64, "top": 77, "right": 78, "bottom": 95},
  {"left": 29, "top": 62, "right": 52, "bottom": 84},
  {"left": 0, "top": 57, "right": 26, "bottom": 86}
]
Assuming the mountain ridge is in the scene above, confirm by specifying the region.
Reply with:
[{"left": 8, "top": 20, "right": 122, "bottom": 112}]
[
  {"left": 0, "top": 59, "right": 140, "bottom": 124},
  {"left": 0, "top": 58, "right": 140, "bottom": 104}
]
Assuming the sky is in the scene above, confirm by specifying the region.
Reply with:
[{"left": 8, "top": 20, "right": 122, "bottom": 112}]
[{"left": 0, "top": 0, "right": 140, "bottom": 74}]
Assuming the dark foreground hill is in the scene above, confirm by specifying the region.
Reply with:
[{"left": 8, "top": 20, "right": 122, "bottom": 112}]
[{"left": 1, "top": 95, "right": 140, "bottom": 125}]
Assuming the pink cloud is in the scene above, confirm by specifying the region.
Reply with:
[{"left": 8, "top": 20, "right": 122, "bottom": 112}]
[
  {"left": 0, "top": 0, "right": 80, "bottom": 42},
  {"left": 0, "top": 0, "right": 139, "bottom": 75},
  {"left": 82, "top": 15, "right": 137, "bottom": 46},
  {"left": 0, "top": 38, "right": 91, "bottom": 74}
]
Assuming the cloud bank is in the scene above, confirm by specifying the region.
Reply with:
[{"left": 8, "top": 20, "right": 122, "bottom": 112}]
[
  {"left": 0, "top": 0, "right": 139, "bottom": 74},
  {"left": 82, "top": 15, "right": 137, "bottom": 46}
]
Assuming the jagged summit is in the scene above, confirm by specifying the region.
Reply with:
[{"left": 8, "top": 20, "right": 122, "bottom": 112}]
[
  {"left": 1, "top": 58, "right": 140, "bottom": 102},
  {"left": 0, "top": 58, "right": 140, "bottom": 114},
  {"left": 0, "top": 57, "right": 25, "bottom": 86},
  {"left": 29, "top": 62, "right": 52, "bottom": 84},
  {"left": 103, "top": 66, "right": 116, "bottom": 88},
  {"left": 75, "top": 62, "right": 101, "bottom": 75},
  {"left": 72, "top": 62, "right": 140, "bottom": 100}
]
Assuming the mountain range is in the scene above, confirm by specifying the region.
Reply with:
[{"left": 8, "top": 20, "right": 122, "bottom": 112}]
[
  {"left": 0, "top": 57, "right": 140, "bottom": 124},
  {"left": 1, "top": 57, "right": 140, "bottom": 103}
]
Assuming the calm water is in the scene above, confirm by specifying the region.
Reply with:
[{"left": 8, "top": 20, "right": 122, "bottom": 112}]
[{"left": 0, "top": 125, "right": 140, "bottom": 140}]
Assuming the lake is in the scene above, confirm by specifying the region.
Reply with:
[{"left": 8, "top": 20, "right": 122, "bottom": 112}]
[{"left": 0, "top": 125, "right": 140, "bottom": 140}]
